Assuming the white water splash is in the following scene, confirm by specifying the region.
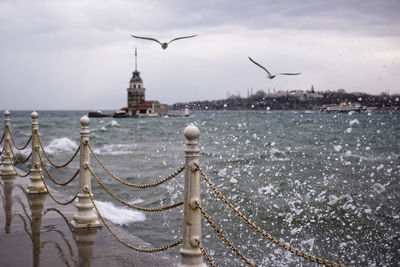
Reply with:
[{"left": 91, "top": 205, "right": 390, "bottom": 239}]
[
  {"left": 334, "top": 145, "right": 342, "bottom": 152},
  {"left": 109, "top": 120, "right": 119, "bottom": 127},
  {"left": 349, "top": 119, "right": 360, "bottom": 125},
  {"left": 94, "top": 144, "right": 136, "bottom": 155},
  {"left": 94, "top": 200, "right": 146, "bottom": 225},
  {"left": 372, "top": 183, "right": 385, "bottom": 194},
  {"left": 258, "top": 184, "right": 276, "bottom": 195},
  {"left": 229, "top": 177, "right": 238, "bottom": 184},
  {"left": 44, "top": 138, "right": 78, "bottom": 154}
]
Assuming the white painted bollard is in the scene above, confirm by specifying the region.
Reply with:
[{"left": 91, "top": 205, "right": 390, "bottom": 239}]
[
  {"left": 178, "top": 124, "right": 206, "bottom": 267},
  {"left": 27, "top": 111, "right": 47, "bottom": 194},
  {"left": 70, "top": 116, "right": 101, "bottom": 228},
  {"left": 1, "top": 111, "right": 17, "bottom": 177}
]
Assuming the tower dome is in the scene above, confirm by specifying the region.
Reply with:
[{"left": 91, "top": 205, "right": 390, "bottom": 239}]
[
  {"left": 129, "top": 70, "right": 143, "bottom": 89},
  {"left": 130, "top": 70, "right": 143, "bottom": 84}
]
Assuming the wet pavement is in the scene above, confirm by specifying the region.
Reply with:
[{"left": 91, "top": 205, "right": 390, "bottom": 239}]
[{"left": 0, "top": 174, "right": 177, "bottom": 267}]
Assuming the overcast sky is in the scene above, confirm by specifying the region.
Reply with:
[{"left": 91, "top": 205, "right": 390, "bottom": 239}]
[{"left": 1, "top": 0, "right": 399, "bottom": 110}]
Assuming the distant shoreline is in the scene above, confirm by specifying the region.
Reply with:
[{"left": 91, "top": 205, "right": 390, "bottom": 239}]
[
  {"left": 172, "top": 91, "right": 400, "bottom": 111},
  {"left": 2, "top": 91, "right": 399, "bottom": 112}
]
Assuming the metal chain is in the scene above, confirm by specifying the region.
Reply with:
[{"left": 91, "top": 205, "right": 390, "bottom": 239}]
[
  {"left": 199, "top": 168, "right": 346, "bottom": 267},
  {"left": 36, "top": 131, "right": 80, "bottom": 168},
  {"left": 88, "top": 191, "right": 183, "bottom": 252},
  {"left": 88, "top": 166, "right": 183, "bottom": 212},
  {"left": 38, "top": 151, "right": 80, "bottom": 186},
  {"left": 6, "top": 152, "right": 31, "bottom": 177},
  {"left": 8, "top": 141, "right": 32, "bottom": 163},
  {"left": 88, "top": 143, "right": 184, "bottom": 188},
  {"left": 39, "top": 171, "right": 79, "bottom": 205},
  {"left": 198, "top": 244, "right": 217, "bottom": 267},
  {"left": 0, "top": 130, "right": 4, "bottom": 144},
  {"left": 6, "top": 126, "right": 32, "bottom": 151},
  {"left": 196, "top": 203, "right": 255, "bottom": 267}
]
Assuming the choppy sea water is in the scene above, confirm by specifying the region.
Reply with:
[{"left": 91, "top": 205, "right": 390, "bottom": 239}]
[{"left": 2, "top": 110, "right": 399, "bottom": 266}]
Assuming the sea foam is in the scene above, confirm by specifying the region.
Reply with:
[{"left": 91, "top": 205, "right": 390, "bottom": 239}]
[
  {"left": 94, "top": 200, "right": 146, "bottom": 225},
  {"left": 93, "top": 144, "right": 137, "bottom": 155}
]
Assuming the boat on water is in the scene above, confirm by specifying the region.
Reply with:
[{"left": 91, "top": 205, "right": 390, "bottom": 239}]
[
  {"left": 88, "top": 110, "right": 110, "bottom": 117},
  {"left": 184, "top": 104, "right": 190, "bottom": 117},
  {"left": 113, "top": 109, "right": 131, "bottom": 118},
  {"left": 320, "top": 99, "right": 373, "bottom": 113}
]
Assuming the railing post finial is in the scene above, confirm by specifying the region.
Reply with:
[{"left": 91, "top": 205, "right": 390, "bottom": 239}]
[
  {"left": 178, "top": 123, "right": 206, "bottom": 267},
  {"left": 70, "top": 115, "right": 101, "bottom": 228},
  {"left": 27, "top": 111, "right": 47, "bottom": 194},
  {"left": 1, "top": 110, "right": 16, "bottom": 178}
]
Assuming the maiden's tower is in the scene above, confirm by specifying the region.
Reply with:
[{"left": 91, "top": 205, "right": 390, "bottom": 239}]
[{"left": 123, "top": 48, "right": 168, "bottom": 117}]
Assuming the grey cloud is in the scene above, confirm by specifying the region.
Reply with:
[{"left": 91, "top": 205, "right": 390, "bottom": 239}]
[
  {"left": 0, "top": 0, "right": 399, "bottom": 109},
  {"left": 159, "top": 0, "right": 400, "bottom": 36}
]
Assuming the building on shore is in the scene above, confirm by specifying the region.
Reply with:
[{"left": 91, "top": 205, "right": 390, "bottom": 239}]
[{"left": 123, "top": 48, "right": 168, "bottom": 117}]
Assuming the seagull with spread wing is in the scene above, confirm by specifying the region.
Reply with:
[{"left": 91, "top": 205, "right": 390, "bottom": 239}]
[
  {"left": 131, "top": 34, "right": 197, "bottom": 49},
  {"left": 248, "top": 56, "right": 301, "bottom": 79}
]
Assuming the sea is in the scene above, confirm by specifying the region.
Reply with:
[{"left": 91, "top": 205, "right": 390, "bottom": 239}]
[{"left": 1, "top": 109, "right": 399, "bottom": 266}]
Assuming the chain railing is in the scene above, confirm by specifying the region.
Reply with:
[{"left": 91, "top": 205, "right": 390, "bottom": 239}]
[
  {"left": 198, "top": 166, "right": 346, "bottom": 267},
  {"left": 88, "top": 189, "right": 183, "bottom": 253},
  {"left": 0, "top": 131, "right": 5, "bottom": 160},
  {"left": 38, "top": 171, "right": 79, "bottom": 205},
  {"left": 7, "top": 139, "right": 32, "bottom": 164},
  {"left": 195, "top": 201, "right": 255, "bottom": 266},
  {"left": 36, "top": 131, "right": 80, "bottom": 169},
  {"left": 0, "top": 112, "right": 349, "bottom": 266},
  {"left": 88, "top": 143, "right": 184, "bottom": 188},
  {"left": 37, "top": 151, "right": 80, "bottom": 186},
  {"left": 0, "top": 111, "right": 192, "bottom": 261},
  {"left": 88, "top": 165, "right": 184, "bottom": 212},
  {"left": 6, "top": 125, "right": 32, "bottom": 151},
  {"left": 0, "top": 129, "right": 5, "bottom": 144},
  {"left": 198, "top": 244, "right": 216, "bottom": 267},
  {"left": 6, "top": 151, "right": 31, "bottom": 177}
]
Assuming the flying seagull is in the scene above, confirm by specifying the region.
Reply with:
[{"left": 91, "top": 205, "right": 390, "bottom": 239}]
[
  {"left": 130, "top": 34, "right": 197, "bottom": 49},
  {"left": 248, "top": 56, "right": 301, "bottom": 79}
]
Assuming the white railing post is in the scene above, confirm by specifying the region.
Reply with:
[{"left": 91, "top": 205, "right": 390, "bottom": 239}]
[
  {"left": 178, "top": 123, "right": 206, "bottom": 267},
  {"left": 70, "top": 116, "right": 100, "bottom": 228},
  {"left": 27, "top": 111, "right": 47, "bottom": 194},
  {"left": 1, "top": 110, "right": 16, "bottom": 177}
]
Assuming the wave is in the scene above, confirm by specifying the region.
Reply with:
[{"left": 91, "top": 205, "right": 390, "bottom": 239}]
[
  {"left": 91, "top": 126, "right": 108, "bottom": 133},
  {"left": 93, "top": 144, "right": 137, "bottom": 155},
  {"left": 94, "top": 200, "right": 146, "bottom": 225},
  {"left": 43, "top": 137, "right": 79, "bottom": 154},
  {"left": 108, "top": 120, "right": 119, "bottom": 127}
]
